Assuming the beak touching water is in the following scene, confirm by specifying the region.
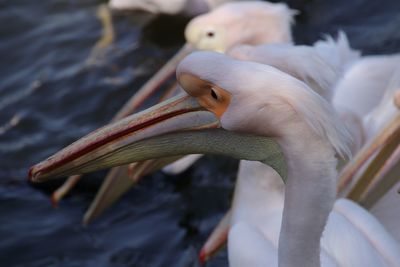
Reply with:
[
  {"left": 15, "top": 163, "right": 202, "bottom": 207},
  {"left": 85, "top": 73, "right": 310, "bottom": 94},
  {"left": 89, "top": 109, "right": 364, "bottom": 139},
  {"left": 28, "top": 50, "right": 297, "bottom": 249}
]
[{"left": 29, "top": 76, "right": 287, "bottom": 183}]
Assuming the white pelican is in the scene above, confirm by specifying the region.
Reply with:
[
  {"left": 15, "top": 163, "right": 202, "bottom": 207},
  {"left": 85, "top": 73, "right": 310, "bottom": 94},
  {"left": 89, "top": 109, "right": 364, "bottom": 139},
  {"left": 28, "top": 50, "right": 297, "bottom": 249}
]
[
  {"left": 331, "top": 54, "right": 400, "bottom": 154},
  {"left": 331, "top": 56, "right": 400, "bottom": 198},
  {"left": 198, "top": 39, "right": 400, "bottom": 259},
  {"left": 349, "top": 73, "right": 400, "bottom": 201},
  {"left": 196, "top": 33, "right": 360, "bottom": 261},
  {"left": 52, "top": 0, "right": 298, "bottom": 223},
  {"left": 29, "top": 51, "right": 400, "bottom": 266},
  {"left": 185, "top": 1, "right": 295, "bottom": 52},
  {"left": 165, "top": 32, "right": 359, "bottom": 177},
  {"left": 337, "top": 67, "right": 400, "bottom": 241},
  {"left": 333, "top": 54, "right": 400, "bottom": 120}
]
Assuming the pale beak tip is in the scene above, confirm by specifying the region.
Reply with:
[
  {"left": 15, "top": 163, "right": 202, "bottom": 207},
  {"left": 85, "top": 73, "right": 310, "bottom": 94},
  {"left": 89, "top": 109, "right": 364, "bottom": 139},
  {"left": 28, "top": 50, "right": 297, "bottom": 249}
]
[
  {"left": 28, "top": 166, "right": 41, "bottom": 183},
  {"left": 28, "top": 166, "right": 35, "bottom": 181},
  {"left": 50, "top": 194, "right": 59, "bottom": 208}
]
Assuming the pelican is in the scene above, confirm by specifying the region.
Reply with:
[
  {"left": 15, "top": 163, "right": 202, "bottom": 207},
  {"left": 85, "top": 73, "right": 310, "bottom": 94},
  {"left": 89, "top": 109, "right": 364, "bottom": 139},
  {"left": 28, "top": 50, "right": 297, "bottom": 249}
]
[
  {"left": 29, "top": 51, "right": 400, "bottom": 266},
  {"left": 185, "top": 1, "right": 295, "bottom": 52},
  {"left": 331, "top": 54, "right": 400, "bottom": 154},
  {"left": 331, "top": 55, "right": 400, "bottom": 202},
  {"left": 198, "top": 38, "right": 400, "bottom": 259},
  {"left": 196, "top": 32, "right": 360, "bottom": 261},
  {"left": 51, "top": 0, "right": 297, "bottom": 222},
  {"left": 346, "top": 72, "right": 400, "bottom": 203},
  {"left": 333, "top": 54, "right": 400, "bottom": 120},
  {"left": 165, "top": 31, "right": 358, "bottom": 177},
  {"left": 337, "top": 67, "right": 400, "bottom": 241}
]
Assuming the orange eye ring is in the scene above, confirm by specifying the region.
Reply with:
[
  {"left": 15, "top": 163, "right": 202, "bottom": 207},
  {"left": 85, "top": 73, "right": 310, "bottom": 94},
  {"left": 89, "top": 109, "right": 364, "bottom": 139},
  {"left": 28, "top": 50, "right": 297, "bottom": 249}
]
[{"left": 178, "top": 73, "right": 232, "bottom": 118}]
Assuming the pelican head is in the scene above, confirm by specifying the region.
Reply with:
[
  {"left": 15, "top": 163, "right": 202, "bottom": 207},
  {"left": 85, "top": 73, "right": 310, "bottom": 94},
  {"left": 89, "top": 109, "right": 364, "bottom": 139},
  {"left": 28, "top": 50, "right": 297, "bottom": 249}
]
[
  {"left": 29, "top": 51, "right": 350, "bottom": 184},
  {"left": 185, "top": 1, "right": 296, "bottom": 53},
  {"left": 178, "top": 52, "right": 351, "bottom": 157}
]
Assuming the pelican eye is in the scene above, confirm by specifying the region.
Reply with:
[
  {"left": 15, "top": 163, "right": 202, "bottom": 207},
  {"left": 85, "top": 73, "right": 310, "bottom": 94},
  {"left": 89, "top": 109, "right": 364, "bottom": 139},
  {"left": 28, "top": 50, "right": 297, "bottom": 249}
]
[
  {"left": 207, "top": 31, "right": 215, "bottom": 38},
  {"left": 210, "top": 88, "right": 218, "bottom": 100}
]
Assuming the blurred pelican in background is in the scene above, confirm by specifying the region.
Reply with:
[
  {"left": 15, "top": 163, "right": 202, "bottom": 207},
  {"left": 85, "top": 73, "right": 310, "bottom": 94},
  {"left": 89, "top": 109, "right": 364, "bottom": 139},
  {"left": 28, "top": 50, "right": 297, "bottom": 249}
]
[{"left": 336, "top": 66, "right": 400, "bottom": 240}]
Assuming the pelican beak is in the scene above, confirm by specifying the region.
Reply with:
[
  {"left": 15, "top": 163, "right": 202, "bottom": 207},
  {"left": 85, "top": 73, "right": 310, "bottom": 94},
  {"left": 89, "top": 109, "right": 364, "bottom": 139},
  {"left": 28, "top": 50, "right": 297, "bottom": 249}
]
[
  {"left": 338, "top": 91, "right": 400, "bottom": 204},
  {"left": 342, "top": 112, "right": 400, "bottom": 204},
  {"left": 29, "top": 93, "right": 217, "bottom": 182},
  {"left": 29, "top": 94, "right": 287, "bottom": 183}
]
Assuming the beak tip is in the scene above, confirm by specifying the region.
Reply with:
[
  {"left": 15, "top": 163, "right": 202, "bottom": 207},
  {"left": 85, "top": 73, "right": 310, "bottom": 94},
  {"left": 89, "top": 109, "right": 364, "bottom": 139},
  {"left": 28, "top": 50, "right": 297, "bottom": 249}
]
[
  {"left": 198, "top": 249, "right": 207, "bottom": 265},
  {"left": 50, "top": 194, "right": 59, "bottom": 208},
  {"left": 28, "top": 166, "right": 40, "bottom": 183},
  {"left": 28, "top": 166, "right": 34, "bottom": 181}
]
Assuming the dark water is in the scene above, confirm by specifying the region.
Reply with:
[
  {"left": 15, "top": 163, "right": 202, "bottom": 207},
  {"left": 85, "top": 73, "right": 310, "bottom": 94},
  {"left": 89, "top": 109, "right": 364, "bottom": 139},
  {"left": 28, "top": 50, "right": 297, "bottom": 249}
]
[{"left": 0, "top": 0, "right": 399, "bottom": 266}]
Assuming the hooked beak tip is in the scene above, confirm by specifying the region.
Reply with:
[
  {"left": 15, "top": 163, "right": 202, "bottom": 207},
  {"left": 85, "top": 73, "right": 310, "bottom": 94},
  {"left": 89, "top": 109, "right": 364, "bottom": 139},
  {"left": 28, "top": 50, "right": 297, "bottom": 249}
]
[
  {"left": 28, "top": 166, "right": 41, "bottom": 182},
  {"left": 198, "top": 249, "right": 207, "bottom": 265},
  {"left": 28, "top": 166, "right": 35, "bottom": 181}
]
